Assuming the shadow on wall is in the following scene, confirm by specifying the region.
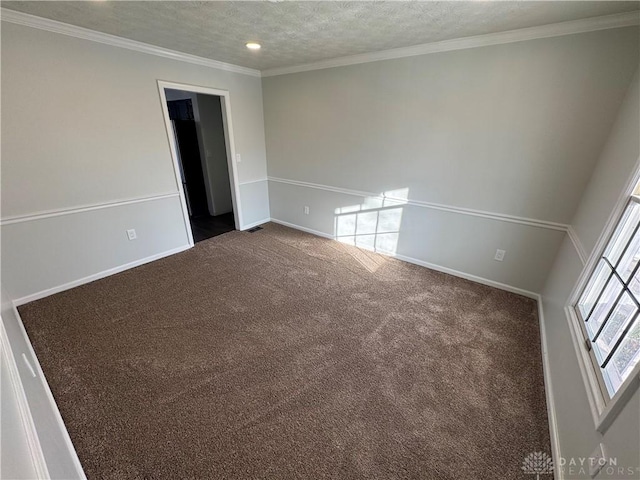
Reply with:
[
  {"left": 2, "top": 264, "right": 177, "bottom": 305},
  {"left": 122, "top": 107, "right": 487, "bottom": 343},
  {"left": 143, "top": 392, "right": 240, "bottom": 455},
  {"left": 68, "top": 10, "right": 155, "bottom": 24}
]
[{"left": 334, "top": 188, "right": 409, "bottom": 258}]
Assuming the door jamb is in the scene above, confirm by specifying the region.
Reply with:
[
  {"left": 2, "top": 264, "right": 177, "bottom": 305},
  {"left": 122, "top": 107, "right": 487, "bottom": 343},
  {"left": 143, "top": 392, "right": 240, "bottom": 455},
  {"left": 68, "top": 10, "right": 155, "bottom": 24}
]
[{"left": 157, "top": 80, "right": 244, "bottom": 246}]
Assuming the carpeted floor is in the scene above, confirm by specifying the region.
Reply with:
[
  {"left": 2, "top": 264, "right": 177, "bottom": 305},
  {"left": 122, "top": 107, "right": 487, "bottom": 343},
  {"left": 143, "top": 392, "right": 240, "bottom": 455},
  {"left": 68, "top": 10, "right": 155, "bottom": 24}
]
[{"left": 19, "top": 223, "right": 550, "bottom": 479}]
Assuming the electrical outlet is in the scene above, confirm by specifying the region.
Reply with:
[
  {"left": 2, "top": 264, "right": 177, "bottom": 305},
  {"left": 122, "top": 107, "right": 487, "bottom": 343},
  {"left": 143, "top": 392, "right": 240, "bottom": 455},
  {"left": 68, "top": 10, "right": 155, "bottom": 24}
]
[
  {"left": 126, "top": 229, "right": 137, "bottom": 241},
  {"left": 236, "top": 153, "right": 242, "bottom": 163},
  {"left": 494, "top": 249, "right": 506, "bottom": 261},
  {"left": 303, "top": 206, "right": 310, "bottom": 215}
]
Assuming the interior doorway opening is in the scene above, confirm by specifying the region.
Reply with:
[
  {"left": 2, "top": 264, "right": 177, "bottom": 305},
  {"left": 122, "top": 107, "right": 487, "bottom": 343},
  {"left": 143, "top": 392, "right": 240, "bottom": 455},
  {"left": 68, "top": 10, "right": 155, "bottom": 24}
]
[{"left": 159, "top": 83, "right": 241, "bottom": 244}]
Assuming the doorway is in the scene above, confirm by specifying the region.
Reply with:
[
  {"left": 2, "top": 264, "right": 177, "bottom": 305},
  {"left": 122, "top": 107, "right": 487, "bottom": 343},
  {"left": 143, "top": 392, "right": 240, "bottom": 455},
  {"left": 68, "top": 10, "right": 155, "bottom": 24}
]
[{"left": 158, "top": 82, "right": 242, "bottom": 245}]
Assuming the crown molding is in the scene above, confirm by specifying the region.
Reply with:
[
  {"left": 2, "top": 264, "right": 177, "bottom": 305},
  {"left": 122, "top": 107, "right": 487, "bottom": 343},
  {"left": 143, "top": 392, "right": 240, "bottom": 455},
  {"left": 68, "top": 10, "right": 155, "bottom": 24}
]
[
  {"left": 2, "top": 7, "right": 637, "bottom": 79},
  {"left": 262, "top": 10, "right": 640, "bottom": 77},
  {"left": 0, "top": 8, "right": 261, "bottom": 78}
]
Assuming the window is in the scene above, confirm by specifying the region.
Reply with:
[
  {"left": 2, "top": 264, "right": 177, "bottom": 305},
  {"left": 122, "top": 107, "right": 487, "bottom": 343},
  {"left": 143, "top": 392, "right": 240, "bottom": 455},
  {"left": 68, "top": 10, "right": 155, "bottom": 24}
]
[{"left": 576, "top": 196, "right": 640, "bottom": 399}]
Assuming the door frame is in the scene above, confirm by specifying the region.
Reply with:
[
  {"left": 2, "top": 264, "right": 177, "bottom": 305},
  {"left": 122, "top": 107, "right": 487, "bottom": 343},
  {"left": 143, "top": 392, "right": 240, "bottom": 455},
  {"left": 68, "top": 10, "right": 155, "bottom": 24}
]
[{"left": 157, "top": 80, "right": 243, "bottom": 246}]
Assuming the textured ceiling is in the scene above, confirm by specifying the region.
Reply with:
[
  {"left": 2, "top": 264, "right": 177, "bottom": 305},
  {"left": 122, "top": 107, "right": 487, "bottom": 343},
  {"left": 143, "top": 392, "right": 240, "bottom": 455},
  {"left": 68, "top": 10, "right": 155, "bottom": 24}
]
[{"left": 3, "top": 1, "right": 639, "bottom": 71}]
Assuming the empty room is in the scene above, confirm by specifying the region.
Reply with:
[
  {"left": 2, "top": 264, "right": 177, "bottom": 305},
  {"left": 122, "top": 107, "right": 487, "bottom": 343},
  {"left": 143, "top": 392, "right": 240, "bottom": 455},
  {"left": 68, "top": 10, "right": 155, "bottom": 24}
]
[{"left": 1, "top": 2, "right": 639, "bottom": 479}]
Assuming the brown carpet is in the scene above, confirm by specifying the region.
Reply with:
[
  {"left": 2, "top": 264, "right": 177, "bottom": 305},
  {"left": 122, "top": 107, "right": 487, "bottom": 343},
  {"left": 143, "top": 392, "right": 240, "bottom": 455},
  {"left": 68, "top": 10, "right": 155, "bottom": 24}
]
[{"left": 19, "top": 223, "right": 550, "bottom": 479}]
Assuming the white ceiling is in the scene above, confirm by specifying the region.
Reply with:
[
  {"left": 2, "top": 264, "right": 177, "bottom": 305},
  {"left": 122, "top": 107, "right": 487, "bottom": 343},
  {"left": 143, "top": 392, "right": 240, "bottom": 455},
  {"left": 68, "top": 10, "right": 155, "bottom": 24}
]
[{"left": 3, "top": 1, "right": 639, "bottom": 71}]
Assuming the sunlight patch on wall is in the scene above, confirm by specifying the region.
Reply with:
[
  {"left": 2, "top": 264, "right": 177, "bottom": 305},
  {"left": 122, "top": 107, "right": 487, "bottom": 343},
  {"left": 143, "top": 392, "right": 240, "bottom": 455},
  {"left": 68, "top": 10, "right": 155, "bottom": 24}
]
[{"left": 334, "top": 188, "right": 408, "bottom": 257}]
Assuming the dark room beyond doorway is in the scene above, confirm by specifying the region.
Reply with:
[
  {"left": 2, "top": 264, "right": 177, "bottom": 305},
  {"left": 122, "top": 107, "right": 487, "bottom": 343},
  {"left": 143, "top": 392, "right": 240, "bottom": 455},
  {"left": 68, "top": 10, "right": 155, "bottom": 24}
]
[{"left": 165, "top": 89, "right": 235, "bottom": 242}]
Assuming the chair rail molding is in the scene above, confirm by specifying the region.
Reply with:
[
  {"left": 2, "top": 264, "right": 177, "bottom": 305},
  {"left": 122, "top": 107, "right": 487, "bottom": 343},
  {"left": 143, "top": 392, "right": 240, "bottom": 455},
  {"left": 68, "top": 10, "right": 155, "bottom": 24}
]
[
  {"left": 268, "top": 176, "right": 570, "bottom": 232},
  {"left": 0, "top": 193, "right": 180, "bottom": 226}
]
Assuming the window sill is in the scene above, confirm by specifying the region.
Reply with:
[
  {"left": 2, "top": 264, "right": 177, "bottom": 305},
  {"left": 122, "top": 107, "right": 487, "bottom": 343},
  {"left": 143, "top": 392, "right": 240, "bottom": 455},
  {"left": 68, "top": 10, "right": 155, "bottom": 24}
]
[
  {"left": 596, "top": 365, "right": 639, "bottom": 434},
  {"left": 565, "top": 306, "right": 640, "bottom": 434}
]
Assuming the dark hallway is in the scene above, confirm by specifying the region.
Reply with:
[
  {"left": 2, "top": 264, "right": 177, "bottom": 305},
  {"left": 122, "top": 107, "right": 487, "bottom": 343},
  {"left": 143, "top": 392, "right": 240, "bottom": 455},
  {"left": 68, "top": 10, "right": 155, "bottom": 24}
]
[{"left": 166, "top": 91, "right": 236, "bottom": 244}]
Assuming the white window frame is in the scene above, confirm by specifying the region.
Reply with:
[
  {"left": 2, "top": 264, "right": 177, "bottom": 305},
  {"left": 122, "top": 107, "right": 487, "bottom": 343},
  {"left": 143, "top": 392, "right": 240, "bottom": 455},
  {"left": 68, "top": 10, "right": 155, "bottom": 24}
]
[{"left": 566, "top": 156, "right": 640, "bottom": 434}]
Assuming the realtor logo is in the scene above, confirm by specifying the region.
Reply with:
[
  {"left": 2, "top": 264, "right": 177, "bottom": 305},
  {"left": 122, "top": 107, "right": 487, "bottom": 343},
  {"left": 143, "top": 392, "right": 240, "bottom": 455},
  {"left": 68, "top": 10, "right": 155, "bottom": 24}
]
[{"left": 522, "top": 452, "right": 554, "bottom": 479}]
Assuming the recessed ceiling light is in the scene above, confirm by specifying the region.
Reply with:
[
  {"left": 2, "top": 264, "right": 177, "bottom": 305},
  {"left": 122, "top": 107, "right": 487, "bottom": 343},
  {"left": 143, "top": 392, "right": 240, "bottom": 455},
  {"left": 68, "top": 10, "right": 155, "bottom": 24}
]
[{"left": 246, "top": 42, "right": 261, "bottom": 50}]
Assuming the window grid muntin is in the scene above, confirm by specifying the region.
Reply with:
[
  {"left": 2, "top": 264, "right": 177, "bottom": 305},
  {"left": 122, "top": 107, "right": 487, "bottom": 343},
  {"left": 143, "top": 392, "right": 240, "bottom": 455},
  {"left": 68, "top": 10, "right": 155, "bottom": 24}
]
[
  {"left": 601, "top": 313, "right": 639, "bottom": 369},
  {"left": 616, "top": 224, "right": 640, "bottom": 282},
  {"left": 584, "top": 269, "right": 623, "bottom": 337},
  {"left": 589, "top": 273, "right": 629, "bottom": 343},
  {"left": 604, "top": 202, "right": 640, "bottom": 266},
  {"left": 581, "top": 261, "right": 614, "bottom": 321},
  {"left": 593, "top": 291, "right": 638, "bottom": 365},
  {"left": 606, "top": 318, "right": 640, "bottom": 377},
  {"left": 588, "top": 242, "right": 640, "bottom": 366},
  {"left": 576, "top": 196, "right": 640, "bottom": 399}
]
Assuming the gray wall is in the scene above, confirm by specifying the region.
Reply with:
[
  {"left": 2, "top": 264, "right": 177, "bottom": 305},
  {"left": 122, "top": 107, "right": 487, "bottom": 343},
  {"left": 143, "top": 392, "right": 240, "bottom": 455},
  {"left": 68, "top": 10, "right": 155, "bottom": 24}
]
[
  {"left": 1, "top": 288, "right": 83, "bottom": 479},
  {"left": 164, "top": 89, "right": 234, "bottom": 217},
  {"left": 3, "top": 14, "right": 639, "bottom": 480},
  {"left": 263, "top": 27, "right": 639, "bottom": 293},
  {"left": 1, "top": 317, "right": 39, "bottom": 480},
  {"left": 0, "top": 21, "right": 271, "bottom": 478},
  {"left": 0, "top": 21, "right": 270, "bottom": 301},
  {"left": 196, "top": 94, "right": 234, "bottom": 216},
  {"left": 164, "top": 88, "right": 214, "bottom": 215},
  {"left": 572, "top": 68, "right": 640, "bottom": 259},
  {"left": 541, "top": 71, "right": 639, "bottom": 478}
]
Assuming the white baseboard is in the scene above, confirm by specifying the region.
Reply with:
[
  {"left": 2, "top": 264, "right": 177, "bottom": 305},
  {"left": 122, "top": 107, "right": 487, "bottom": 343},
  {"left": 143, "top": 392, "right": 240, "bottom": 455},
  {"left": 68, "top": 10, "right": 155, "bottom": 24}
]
[
  {"left": 536, "top": 296, "right": 563, "bottom": 480},
  {"left": 5, "top": 244, "right": 192, "bottom": 478},
  {"left": 270, "top": 218, "right": 538, "bottom": 299},
  {"left": 0, "top": 319, "right": 50, "bottom": 479},
  {"left": 9, "top": 304, "right": 87, "bottom": 479},
  {"left": 382, "top": 250, "right": 538, "bottom": 299},
  {"left": 273, "top": 217, "right": 559, "bottom": 474},
  {"left": 241, "top": 218, "right": 271, "bottom": 231},
  {"left": 269, "top": 218, "right": 335, "bottom": 240},
  {"left": 4, "top": 219, "right": 558, "bottom": 479},
  {"left": 14, "top": 244, "right": 191, "bottom": 307}
]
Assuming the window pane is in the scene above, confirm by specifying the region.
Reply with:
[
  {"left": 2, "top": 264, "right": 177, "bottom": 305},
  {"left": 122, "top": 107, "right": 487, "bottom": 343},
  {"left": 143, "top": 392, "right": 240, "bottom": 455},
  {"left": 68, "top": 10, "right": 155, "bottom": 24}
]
[
  {"left": 586, "top": 275, "right": 623, "bottom": 340},
  {"left": 616, "top": 223, "right": 640, "bottom": 281},
  {"left": 577, "top": 260, "right": 612, "bottom": 320},
  {"left": 629, "top": 266, "right": 640, "bottom": 297},
  {"left": 604, "top": 201, "right": 640, "bottom": 266},
  {"left": 602, "top": 318, "right": 640, "bottom": 397},
  {"left": 593, "top": 291, "right": 638, "bottom": 365},
  {"left": 575, "top": 198, "right": 640, "bottom": 399}
]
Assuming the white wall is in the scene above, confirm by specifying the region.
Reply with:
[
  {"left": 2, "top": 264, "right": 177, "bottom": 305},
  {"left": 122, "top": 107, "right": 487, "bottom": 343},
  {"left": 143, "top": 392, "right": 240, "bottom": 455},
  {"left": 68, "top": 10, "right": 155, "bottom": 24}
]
[
  {"left": 571, "top": 68, "right": 640, "bottom": 259},
  {"left": 1, "top": 288, "right": 84, "bottom": 479},
  {"left": 541, "top": 71, "right": 639, "bottom": 478},
  {"left": 269, "top": 181, "right": 564, "bottom": 293},
  {"left": 0, "top": 21, "right": 270, "bottom": 302},
  {"left": 1, "top": 318, "right": 40, "bottom": 480},
  {"left": 196, "top": 94, "right": 234, "bottom": 216},
  {"left": 263, "top": 26, "right": 639, "bottom": 294},
  {"left": 165, "top": 88, "right": 219, "bottom": 217},
  {"left": 164, "top": 91, "right": 237, "bottom": 217},
  {"left": 2, "top": 14, "right": 639, "bottom": 479},
  {"left": 239, "top": 180, "right": 270, "bottom": 228}
]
